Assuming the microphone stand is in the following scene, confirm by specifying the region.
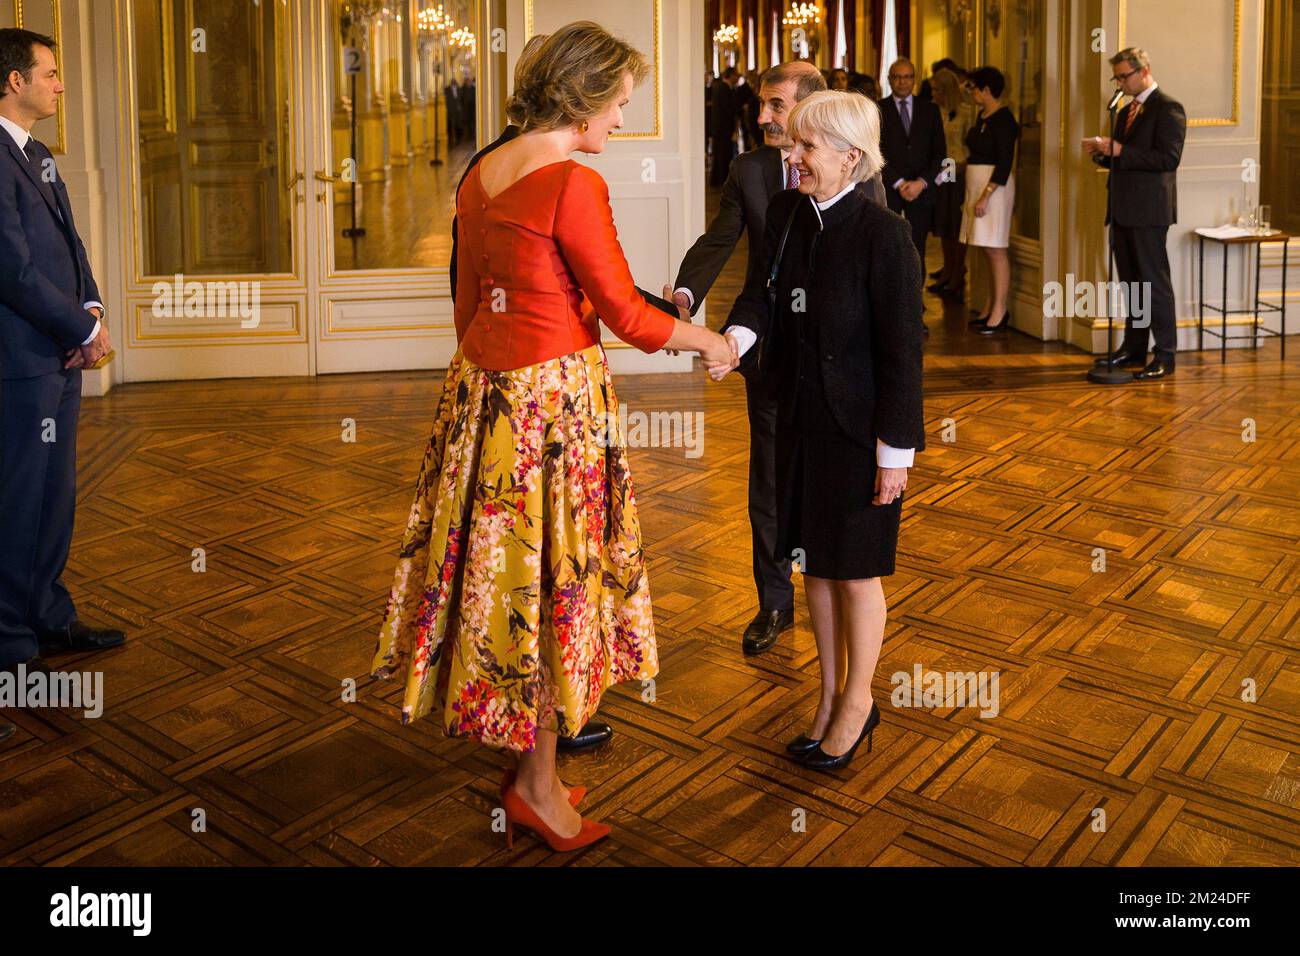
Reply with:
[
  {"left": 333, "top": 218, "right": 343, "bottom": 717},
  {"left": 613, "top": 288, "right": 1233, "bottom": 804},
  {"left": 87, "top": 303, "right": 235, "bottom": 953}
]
[{"left": 1088, "top": 90, "right": 1132, "bottom": 384}]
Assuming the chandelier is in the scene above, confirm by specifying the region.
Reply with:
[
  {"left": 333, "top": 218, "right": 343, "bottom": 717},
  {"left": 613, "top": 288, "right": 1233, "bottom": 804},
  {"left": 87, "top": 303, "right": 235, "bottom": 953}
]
[
  {"left": 450, "top": 26, "right": 477, "bottom": 56},
  {"left": 782, "top": 2, "right": 821, "bottom": 28},
  {"left": 714, "top": 24, "right": 739, "bottom": 46},
  {"left": 418, "top": 4, "right": 451, "bottom": 34}
]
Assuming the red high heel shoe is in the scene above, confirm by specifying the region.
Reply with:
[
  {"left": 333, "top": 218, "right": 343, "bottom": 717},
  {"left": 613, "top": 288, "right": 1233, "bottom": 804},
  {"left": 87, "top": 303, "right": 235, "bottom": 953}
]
[
  {"left": 499, "top": 767, "right": 585, "bottom": 808},
  {"left": 502, "top": 785, "right": 610, "bottom": 851}
]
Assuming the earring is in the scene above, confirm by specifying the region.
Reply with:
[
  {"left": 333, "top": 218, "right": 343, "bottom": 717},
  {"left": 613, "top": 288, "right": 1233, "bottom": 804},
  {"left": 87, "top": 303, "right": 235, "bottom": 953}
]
[{"left": 580, "top": 120, "right": 589, "bottom": 132}]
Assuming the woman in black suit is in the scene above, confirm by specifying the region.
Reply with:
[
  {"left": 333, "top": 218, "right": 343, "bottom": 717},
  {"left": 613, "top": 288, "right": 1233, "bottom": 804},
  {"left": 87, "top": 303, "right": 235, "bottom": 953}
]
[{"left": 713, "top": 90, "right": 925, "bottom": 771}]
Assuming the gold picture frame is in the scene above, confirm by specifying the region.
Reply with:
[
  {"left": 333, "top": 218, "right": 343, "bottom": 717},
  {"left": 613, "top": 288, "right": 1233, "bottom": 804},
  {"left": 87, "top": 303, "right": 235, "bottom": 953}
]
[{"left": 1119, "top": 0, "right": 1240, "bottom": 127}]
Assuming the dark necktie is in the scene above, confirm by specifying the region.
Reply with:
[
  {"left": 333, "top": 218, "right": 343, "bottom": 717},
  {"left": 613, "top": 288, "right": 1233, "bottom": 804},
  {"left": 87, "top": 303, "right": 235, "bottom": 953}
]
[
  {"left": 20, "top": 140, "right": 65, "bottom": 224},
  {"left": 899, "top": 98, "right": 911, "bottom": 136},
  {"left": 1123, "top": 100, "right": 1141, "bottom": 136}
]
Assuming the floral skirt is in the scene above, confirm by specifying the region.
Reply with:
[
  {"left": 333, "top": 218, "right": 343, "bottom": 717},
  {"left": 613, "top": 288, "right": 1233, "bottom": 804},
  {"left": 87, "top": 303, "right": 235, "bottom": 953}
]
[{"left": 371, "top": 343, "right": 658, "bottom": 752}]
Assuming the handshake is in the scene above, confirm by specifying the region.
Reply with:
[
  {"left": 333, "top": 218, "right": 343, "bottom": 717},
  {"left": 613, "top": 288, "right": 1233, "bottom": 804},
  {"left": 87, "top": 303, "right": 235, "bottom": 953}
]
[
  {"left": 661, "top": 285, "right": 742, "bottom": 382},
  {"left": 63, "top": 306, "right": 111, "bottom": 370}
]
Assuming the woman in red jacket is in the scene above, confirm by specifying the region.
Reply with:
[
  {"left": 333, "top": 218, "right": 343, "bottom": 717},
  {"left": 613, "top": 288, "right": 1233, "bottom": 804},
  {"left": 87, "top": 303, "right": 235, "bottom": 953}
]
[{"left": 371, "top": 22, "right": 733, "bottom": 852}]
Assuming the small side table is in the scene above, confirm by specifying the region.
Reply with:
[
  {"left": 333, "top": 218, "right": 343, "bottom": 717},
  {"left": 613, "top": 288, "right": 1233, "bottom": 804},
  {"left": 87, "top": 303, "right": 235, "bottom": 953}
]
[{"left": 1196, "top": 230, "right": 1291, "bottom": 363}]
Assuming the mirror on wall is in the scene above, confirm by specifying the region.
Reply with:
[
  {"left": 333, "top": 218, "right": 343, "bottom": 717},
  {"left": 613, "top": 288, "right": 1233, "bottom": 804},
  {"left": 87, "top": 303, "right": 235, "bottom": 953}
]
[
  {"left": 328, "top": 0, "right": 483, "bottom": 272},
  {"left": 981, "top": 0, "right": 1043, "bottom": 242},
  {"left": 133, "top": 0, "right": 295, "bottom": 276}
]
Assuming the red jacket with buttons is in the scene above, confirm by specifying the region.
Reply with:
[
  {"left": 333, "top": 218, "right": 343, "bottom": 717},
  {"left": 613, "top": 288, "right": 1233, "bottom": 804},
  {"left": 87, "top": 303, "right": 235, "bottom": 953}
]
[{"left": 453, "top": 159, "right": 676, "bottom": 371}]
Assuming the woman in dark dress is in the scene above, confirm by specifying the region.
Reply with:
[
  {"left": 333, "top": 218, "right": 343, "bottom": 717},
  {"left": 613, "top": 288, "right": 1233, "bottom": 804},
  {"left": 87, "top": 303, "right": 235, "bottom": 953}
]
[
  {"left": 960, "top": 66, "right": 1020, "bottom": 333},
  {"left": 713, "top": 90, "right": 926, "bottom": 771}
]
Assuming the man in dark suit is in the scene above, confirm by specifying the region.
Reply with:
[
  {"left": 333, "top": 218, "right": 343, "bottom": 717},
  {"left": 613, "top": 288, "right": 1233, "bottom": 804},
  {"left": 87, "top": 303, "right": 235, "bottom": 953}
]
[
  {"left": 0, "top": 29, "right": 125, "bottom": 741},
  {"left": 709, "top": 68, "right": 740, "bottom": 186},
  {"left": 460, "top": 80, "right": 477, "bottom": 144},
  {"left": 1083, "top": 47, "right": 1187, "bottom": 380},
  {"left": 878, "top": 58, "right": 946, "bottom": 281},
  {"left": 444, "top": 79, "right": 461, "bottom": 147},
  {"left": 672, "top": 61, "right": 886, "bottom": 656}
]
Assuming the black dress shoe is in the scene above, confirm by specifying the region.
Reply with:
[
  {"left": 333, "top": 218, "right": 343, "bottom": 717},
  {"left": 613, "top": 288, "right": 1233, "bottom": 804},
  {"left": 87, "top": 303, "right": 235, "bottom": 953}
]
[
  {"left": 926, "top": 279, "right": 949, "bottom": 293},
  {"left": 801, "top": 703, "right": 880, "bottom": 771},
  {"left": 1092, "top": 349, "right": 1146, "bottom": 368},
  {"left": 38, "top": 621, "right": 126, "bottom": 656},
  {"left": 928, "top": 269, "right": 943, "bottom": 279},
  {"left": 556, "top": 719, "right": 613, "bottom": 753},
  {"left": 1132, "top": 360, "right": 1173, "bottom": 380},
  {"left": 785, "top": 733, "right": 822, "bottom": 755},
  {"left": 742, "top": 607, "right": 794, "bottom": 655},
  {"left": 0, "top": 722, "right": 15, "bottom": 743}
]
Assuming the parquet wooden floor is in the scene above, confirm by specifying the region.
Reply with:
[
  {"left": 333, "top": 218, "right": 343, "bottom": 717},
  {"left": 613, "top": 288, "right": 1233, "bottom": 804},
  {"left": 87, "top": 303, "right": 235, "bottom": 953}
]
[{"left": 4, "top": 200, "right": 1299, "bottom": 867}]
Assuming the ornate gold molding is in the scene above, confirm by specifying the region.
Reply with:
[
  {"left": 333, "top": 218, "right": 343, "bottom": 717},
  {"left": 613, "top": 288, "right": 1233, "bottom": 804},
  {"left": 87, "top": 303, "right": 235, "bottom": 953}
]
[
  {"left": 115, "top": 0, "right": 302, "bottom": 287},
  {"left": 14, "top": 0, "right": 66, "bottom": 153},
  {"left": 1119, "top": 0, "right": 1240, "bottom": 127}
]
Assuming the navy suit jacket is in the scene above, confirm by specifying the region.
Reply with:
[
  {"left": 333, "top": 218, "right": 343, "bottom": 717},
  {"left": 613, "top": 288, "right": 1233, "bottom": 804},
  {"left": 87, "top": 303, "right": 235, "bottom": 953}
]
[
  {"left": 877, "top": 95, "right": 947, "bottom": 210},
  {"left": 1093, "top": 87, "right": 1186, "bottom": 228},
  {"left": 0, "top": 130, "right": 100, "bottom": 380}
]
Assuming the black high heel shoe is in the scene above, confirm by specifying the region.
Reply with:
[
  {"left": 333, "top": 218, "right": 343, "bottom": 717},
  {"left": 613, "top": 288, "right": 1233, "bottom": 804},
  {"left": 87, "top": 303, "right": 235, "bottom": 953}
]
[
  {"left": 977, "top": 311, "right": 1009, "bottom": 335},
  {"left": 968, "top": 312, "right": 991, "bottom": 328},
  {"left": 786, "top": 733, "right": 823, "bottom": 755},
  {"left": 801, "top": 703, "right": 880, "bottom": 771}
]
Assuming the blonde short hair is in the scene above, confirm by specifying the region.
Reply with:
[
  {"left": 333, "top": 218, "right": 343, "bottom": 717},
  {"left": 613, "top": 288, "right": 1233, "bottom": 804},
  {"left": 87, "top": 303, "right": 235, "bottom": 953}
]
[
  {"left": 787, "top": 90, "right": 884, "bottom": 183},
  {"left": 505, "top": 21, "right": 649, "bottom": 132},
  {"left": 931, "top": 67, "right": 964, "bottom": 112}
]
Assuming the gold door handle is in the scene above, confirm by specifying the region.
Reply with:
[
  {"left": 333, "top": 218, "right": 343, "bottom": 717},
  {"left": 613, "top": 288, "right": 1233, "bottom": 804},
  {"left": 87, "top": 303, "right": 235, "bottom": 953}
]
[
  {"left": 286, "top": 171, "right": 305, "bottom": 204},
  {"left": 314, "top": 170, "right": 339, "bottom": 203}
]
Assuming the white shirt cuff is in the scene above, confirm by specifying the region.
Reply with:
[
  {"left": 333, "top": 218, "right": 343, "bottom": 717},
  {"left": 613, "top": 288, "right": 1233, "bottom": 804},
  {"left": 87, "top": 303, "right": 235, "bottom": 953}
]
[
  {"left": 674, "top": 287, "right": 694, "bottom": 310},
  {"left": 725, "top": 325, "right": 756, "bottom": 358},
  {"left": 82, "top": 302, "right": 104, "bottom": 345},
  {"left": 892, "top": 178, "right": 904, "bottom": 190},
  {"left": 877, "top": 438, "right": 914, "bottom": 469}
]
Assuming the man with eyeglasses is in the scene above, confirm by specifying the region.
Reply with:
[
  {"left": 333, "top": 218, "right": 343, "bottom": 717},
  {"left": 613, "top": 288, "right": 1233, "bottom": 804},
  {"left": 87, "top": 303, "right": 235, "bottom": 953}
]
[
  {"left": 1082, "top": 47, "right": 1187, "bottom": 381},
  {"left": 878, "top": 58, "right": 946, "bottom": 297}
]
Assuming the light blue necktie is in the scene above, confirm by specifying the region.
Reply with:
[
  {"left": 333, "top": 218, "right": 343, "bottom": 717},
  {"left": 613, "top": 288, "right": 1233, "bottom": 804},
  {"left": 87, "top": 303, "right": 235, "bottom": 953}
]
[{"left": 899, "top": 97, "right": 911, "bottom": 136}]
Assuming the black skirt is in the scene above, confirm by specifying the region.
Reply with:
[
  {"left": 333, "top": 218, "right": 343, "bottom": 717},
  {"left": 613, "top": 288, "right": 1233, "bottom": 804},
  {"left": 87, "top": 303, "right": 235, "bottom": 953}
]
[{"left": 775, "top": 370, "right": 904, "bottom": 580}]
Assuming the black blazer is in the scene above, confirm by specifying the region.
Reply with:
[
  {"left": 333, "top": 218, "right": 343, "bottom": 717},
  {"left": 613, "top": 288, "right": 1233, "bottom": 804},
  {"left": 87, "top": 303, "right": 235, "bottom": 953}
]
[
  {"left": 710, "top": 79, "right": 738, "bottom": 137},
  {"left": 725, "top": 187, "right": 925, "bottom": 452},
  {"left": 877, "top": 95, "right": 947, "bottom": 210},
  {"left": 1093, "top": 86, "right": 1186, "bottom": 228},
  {"left": 674, "top": 144, "right": 886, "bottom": 314},
  {"left": 0, "top": 132, "right": 100, "bottom": 380}
]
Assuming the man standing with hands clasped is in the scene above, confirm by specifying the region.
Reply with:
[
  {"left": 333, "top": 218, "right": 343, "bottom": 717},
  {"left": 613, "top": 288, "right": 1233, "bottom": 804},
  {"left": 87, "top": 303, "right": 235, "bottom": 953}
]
[
  {"left": 1082, "top": 47, "right": 1186, "bottom": 381},
  {"left": 878, "top": 58, "right": 946, "bottom": 314},
  {"left": 0, "top": 29, "right": 125, "bottom": 744}
]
